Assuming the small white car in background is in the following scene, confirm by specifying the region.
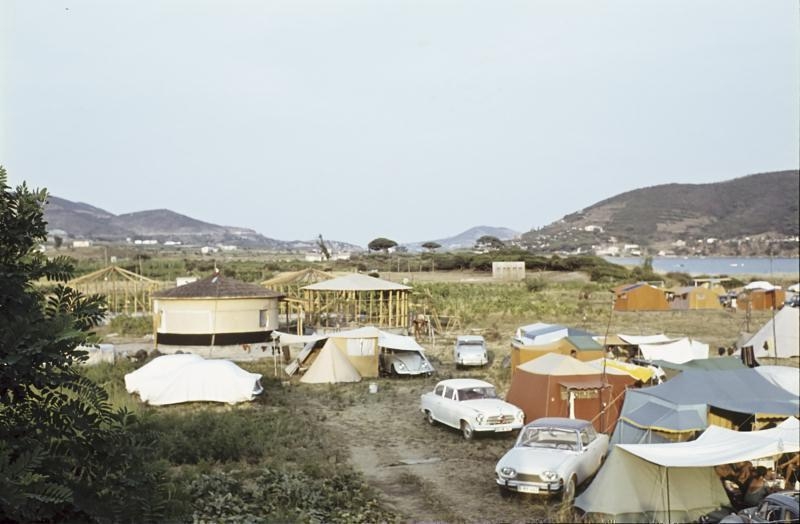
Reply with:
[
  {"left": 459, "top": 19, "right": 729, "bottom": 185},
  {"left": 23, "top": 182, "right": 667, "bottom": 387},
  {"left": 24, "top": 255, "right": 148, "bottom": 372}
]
[
  {"left": 495, "top": 417, "right": 609, "bottom": 501},
  {"left": 420, "top": 378, "right": 524, "bottom": 439},
  {"left": 454, "top": 335, "right": 488, "bottom": 368},
  {"left": 379, "top": 347, "right": 434, "bottom": 377}
]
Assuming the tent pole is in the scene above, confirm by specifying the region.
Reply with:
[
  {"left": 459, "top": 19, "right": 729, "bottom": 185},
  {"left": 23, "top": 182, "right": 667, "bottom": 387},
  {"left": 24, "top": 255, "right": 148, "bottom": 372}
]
[{"left": 666, "top": 466, "right": 671, "bottom": 524}]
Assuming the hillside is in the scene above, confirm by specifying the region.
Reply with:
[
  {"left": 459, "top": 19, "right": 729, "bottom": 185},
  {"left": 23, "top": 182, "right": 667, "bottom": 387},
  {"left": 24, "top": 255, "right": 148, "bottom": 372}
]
[
  {"left": 402, "top": 226, "right": 520, "bottom": 252},
  {"left": 522, "top": 170, "right": 799, "bottom": 254}
]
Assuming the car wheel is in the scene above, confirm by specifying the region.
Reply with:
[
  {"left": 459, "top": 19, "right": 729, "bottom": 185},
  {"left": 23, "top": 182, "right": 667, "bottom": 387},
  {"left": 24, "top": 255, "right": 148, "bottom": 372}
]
[
  {"left": 498, "top": 485, "right": 512, "bottom": 499},
  {"left": 562, "top": 475, "right": 577, "bottom": 503},
  {"left": 425, "top": 411, "right": 435, "bottom": 426},
  {"left": 390, "top": 365, "right": 398, "bottom": 377},
  {"left": 461, "top": 421, "right": 474, "bottom": 440}
]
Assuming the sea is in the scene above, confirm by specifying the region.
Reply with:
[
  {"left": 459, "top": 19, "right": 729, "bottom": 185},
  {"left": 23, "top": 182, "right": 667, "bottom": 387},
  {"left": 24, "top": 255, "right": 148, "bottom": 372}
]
[{"left": 605, "top": 256, "right": 800, "bottom": 278}]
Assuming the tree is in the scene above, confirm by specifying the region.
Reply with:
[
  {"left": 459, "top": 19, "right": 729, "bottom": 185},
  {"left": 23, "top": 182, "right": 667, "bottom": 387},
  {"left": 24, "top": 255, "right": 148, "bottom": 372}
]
[
  {"left": 367, "top": 237, "right": 398, "bottom": 253},
  {"left": 317, "top": 234, "right": 331, "bottom": 260},
  {"left": 475, "top": 235, "right": 504, "bottom": 251},
  {"left": 421, "top": 241, "right": 441, "bottom": 253},
  {"left": 0, "top": 167, "right": 169, "bottom": 522},
  {"left": 53, "top": 234, "right": 63, "bottom": 249}
]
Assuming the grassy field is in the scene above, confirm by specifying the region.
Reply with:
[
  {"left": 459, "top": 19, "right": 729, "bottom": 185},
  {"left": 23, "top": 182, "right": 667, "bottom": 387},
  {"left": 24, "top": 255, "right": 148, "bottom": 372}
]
[{"left": 87, "top": 268, "right": 795, "bottom": 522}]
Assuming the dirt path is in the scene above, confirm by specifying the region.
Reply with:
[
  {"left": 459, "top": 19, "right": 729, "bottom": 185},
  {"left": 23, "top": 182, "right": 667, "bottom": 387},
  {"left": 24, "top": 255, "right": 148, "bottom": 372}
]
[{"left": 314, "top": 381, "right": 563, "bottom": 523}]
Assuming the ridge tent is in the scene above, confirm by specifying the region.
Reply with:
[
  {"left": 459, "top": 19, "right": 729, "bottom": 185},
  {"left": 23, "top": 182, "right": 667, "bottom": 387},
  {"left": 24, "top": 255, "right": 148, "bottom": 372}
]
[
  {"left": 638, "top": 338, "right": 710, "bottom": 364},
  {"left": 505, "top": 353, "right": 636, "bottom": 434},
  {"left": 738, "top": 306, "right": 800, "bottom": 359},
  {"left": 575, "top": 418, "right": 800, "bottom": 524},
  {"left": 299, "top": 338, "right": 361, "bottom": 384},
  {"left": 125, "top": 355, "right": 263, "bottom": 405},
  {"left": 611, "top": 368, "right": 800, "bottom": 445}
]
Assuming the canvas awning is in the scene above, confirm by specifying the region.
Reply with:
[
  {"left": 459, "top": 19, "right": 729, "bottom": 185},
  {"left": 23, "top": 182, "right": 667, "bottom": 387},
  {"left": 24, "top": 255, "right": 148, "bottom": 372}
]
[
  {"left": 558, "top": 379, "right": 608, "bottom": 390},
  {"left": 575, "top": 418, "right": 800, "bottom": 523}
]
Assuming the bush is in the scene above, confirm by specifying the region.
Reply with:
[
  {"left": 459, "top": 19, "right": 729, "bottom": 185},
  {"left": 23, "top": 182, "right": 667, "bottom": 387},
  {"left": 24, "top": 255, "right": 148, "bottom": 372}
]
[{"left": 109, "top": 314, "right": 153, "bottom": 336}]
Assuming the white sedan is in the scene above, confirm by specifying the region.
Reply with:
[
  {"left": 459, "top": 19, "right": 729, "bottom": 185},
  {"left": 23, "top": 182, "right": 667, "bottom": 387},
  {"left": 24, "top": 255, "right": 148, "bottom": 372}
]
[
  {"left": 495, "top": 417, "right": 609, "bottom": 501},
  {"left": 420, "top": 378, "right": 524, "bottom": 439}
]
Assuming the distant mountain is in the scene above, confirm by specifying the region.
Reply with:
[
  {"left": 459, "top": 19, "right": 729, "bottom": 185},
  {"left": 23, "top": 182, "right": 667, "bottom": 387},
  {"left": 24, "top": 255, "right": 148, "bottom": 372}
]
[
  {"left": 403, "top": 226, "right": 520, "bottom": 252},
  {"left": 522, "top": 170, "right": 799, "bottom": 251},
  {"left": 43, "top": 197, "right": 362, "bottom": 250}
]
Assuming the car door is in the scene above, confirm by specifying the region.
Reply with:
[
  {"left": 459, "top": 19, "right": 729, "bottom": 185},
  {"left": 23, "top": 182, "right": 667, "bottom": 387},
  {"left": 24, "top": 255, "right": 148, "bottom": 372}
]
[
  {"left": 441, "top": 386, "right": 459, "bottom": 428},
  {"left": 577, "top": 427, "right": 604, "bottom": 481},
  {"left": 428, "top": 384, "right": 445, "bottom": 422}
]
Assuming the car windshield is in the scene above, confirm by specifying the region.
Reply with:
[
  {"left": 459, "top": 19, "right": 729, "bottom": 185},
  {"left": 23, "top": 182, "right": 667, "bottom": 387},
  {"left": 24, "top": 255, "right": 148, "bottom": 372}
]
[
  {"left": 458, "top": 387, "right": 497, "bottom": 400},
  {"left": 518, "top": 427, "right": 580, "bottom": 450},
  {"left": 459, "top": 340, "right": 485, "bottom": 346}
]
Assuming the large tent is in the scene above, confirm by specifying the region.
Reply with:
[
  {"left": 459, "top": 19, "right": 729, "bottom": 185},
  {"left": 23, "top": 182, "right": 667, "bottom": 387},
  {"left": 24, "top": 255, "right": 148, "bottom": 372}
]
[
  {"left": 738, "top": 306, "right": 800, "bottom": 359},
  {"left": 575, "top": 417, "right": 800, "bottom": 523},
  {"left": 612, "top": 368, "right": 800, "bottom": 445},
  {"left": 511, "top": 323, "right": 604, "bottom": 365},
  {"left": 286, "top": 326, "right": 428, "bottom": 383},
  {"left": 505, "top": 353, "right": 637, "bottom": 433},
  {"left": 638, "top": 338, "right": 710, "bottom": 364},
  {"left": 299, "top": 339, "right": 362, "bottom": 384},
  {"left": 124, "top": 354, "right": 263, "bottom": 405}
]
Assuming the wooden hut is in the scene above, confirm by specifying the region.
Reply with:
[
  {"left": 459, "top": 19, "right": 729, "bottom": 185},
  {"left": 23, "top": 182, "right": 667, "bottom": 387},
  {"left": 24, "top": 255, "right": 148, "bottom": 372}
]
[
  {"left": 301, "top": 273, "right": 411, "bottom": 332},
  {"left": 668, "top": 286, "right": 722, "bottom": 310},
  {"left": 612, "top": 282, "right": 669, "bottom": 312},
  {"left": 152, "top": 271, "right": 284, "bottom": 346},
  {"left": 68, "top": 265, "right": 165, "bottom": 314}
]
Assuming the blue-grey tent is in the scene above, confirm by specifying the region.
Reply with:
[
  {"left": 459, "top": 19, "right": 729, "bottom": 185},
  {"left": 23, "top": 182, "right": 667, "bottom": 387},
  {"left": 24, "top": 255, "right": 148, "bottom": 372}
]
[{"left": 612, "top": 368, "right": 800, "bottom": 444}]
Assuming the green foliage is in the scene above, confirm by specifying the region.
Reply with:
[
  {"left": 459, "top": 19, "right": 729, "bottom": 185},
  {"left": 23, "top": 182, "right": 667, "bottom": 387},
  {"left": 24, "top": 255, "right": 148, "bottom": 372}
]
[
  {"left": 0, "top": 167, "right": 172, "bottom": 522},
  {"left": 367, "top": 237, "right": 398, "bottom": 252},
  {"left": 187, "top": 467, "right": 395, "bottom": 523},
  {"left": 525, "top": 276, "right": 547, "bottom": 292},
  {"left": 109, "top": 314, "right": 153, "bottom": 336}
]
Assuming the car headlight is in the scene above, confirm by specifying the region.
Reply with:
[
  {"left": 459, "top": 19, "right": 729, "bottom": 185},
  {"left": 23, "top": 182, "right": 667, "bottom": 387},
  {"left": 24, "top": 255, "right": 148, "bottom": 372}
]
[
  {"left": 499, "top": 466, "right": 517, "bottom": 478},
  {"left": 516, "top": 411, "right": 525, "bottom": 422},
  {"left": 421, "top": 361, "right": 430, "bottom": 369},
  {"left": 475, "top": 413, "right": 485, "bottom": 424},
  {"left": 541, "top": 470, "right": 559, "bottom": 482},
  {"left": 395, "top": 361, "right": 406, "bottom": 369}
]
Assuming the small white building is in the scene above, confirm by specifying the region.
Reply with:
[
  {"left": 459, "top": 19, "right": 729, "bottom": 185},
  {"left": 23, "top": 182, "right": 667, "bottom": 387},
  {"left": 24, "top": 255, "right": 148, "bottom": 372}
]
[
  {"left": 72, "top": 240, "right": 92, "bottom": 248},
  {"left": 492, "top": 261, "right": 526, "bottom": 281}
]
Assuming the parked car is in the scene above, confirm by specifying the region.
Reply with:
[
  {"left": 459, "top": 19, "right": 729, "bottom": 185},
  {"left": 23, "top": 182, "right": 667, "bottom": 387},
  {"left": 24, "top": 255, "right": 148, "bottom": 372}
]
[
  {"left": 719, "top": 490, "right": 799, "bottom": 523},
  {"left": 420, "top": 378, "right": 524, "bottom": 439},
  {"left": 454, "top": 335, "right": 488, "bottom": 368},
  {"left": 495, "top": 417, "right": 609, "bottom": 501},
  {"left": 379, "top": 347, "right": 434, "bottom": 377}
]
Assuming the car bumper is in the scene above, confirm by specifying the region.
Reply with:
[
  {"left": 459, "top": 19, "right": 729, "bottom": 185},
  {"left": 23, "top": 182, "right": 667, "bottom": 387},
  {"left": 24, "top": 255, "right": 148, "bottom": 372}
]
[
  {"left": 456, "top": 358, "right": 488, "bottom": 366},
  {"left": 496, "top": 478, "right": 563, "bottom": 495},
  {"left": 474, "top": 422, "right": 524, "bottom": 434}
]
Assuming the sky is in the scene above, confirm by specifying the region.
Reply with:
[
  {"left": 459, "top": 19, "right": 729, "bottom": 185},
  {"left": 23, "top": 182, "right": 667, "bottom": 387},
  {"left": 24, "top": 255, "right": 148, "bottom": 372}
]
[{"left": 2, "top": 1, "right": 798, "bottom": 248}]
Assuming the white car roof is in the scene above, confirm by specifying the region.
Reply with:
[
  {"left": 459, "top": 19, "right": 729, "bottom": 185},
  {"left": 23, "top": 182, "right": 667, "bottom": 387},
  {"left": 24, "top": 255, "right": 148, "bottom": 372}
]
[
  {"left": 435, "top": 378, "right": 494, "bottom": 389},
  {"left": 456, "top": 335, "right": 485, "bottom": 342}
]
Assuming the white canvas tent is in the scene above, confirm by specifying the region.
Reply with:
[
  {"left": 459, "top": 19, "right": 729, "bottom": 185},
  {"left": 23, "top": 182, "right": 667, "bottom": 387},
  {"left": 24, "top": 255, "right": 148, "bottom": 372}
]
[
  {"left": 618, "top": 334, "right": 672, "bottom": 345},
  {"left": 125, "top": 355, "right": 263, "bottom": 405},
  {"left": 638, "top": 338, "right": 709, "bottom": 364},
  {"left": 299, "top": 339, "right": 362, "bottom": 384},
  {"left": 575, "top": 417, "right": 800, "bottom": 523},
  {"left": 739, "top": 306, "right": 800, "bottom": 359}
]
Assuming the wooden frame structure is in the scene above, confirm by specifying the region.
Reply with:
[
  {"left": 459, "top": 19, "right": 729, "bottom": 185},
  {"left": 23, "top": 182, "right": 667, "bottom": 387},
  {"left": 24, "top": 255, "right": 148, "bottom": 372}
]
[
  {"left": 301, "top": 273, "right": 411, "bottom": 332},
  {"left": 68, "top": 265, "right": 165, "bottom": 314}
]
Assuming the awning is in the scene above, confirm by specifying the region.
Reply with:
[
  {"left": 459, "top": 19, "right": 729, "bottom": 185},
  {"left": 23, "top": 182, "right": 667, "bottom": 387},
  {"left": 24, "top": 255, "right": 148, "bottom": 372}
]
[{"left": 558, "top": 379, "right": 608, "bottom": 390}]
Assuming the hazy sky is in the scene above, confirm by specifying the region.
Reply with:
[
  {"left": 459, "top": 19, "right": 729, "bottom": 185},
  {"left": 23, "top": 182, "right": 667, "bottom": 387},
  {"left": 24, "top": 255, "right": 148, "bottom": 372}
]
[{"left": 2, "top": 1, "right": 798, "bottom": 247}]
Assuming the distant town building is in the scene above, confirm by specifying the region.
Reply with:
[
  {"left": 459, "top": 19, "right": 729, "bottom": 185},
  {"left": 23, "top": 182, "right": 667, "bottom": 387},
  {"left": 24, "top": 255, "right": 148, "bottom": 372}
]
[{"left": 72, "top": 240, "right": 92, "bottom": 248}]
